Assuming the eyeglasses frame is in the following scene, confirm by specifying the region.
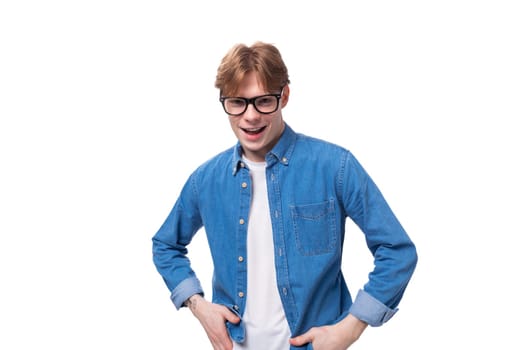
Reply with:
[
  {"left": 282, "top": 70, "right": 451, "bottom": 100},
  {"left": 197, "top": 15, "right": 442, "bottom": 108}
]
[{"left": 219, "top": 88, "right": 284, "bottom": 116}]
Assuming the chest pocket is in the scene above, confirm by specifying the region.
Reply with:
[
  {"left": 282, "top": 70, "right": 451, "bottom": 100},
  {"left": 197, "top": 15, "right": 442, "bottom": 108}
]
[{"left": 291, "top": 199, "right": 337, "bottom": 256}]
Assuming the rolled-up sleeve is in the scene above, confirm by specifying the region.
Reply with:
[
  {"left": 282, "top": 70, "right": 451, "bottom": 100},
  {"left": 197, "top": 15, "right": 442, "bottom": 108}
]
[
  {"left": 349, "top": 289, "right": 397, "bottom": 326},
  {"left": 341, "top": 151, "right": 418, "bottom": 324},
  {"left": 152, "top": 173, "right": 205, "bottom": 309}
]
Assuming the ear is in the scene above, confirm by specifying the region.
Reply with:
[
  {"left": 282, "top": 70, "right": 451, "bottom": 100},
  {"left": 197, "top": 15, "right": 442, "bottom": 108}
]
[{"left": 280, "top": 84, "right": 290, "bottom": 108}]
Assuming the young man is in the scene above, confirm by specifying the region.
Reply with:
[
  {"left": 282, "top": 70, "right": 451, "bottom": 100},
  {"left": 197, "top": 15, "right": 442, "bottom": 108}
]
[{"left": 152, "top": 42, "right": 418, "bottom": 350}]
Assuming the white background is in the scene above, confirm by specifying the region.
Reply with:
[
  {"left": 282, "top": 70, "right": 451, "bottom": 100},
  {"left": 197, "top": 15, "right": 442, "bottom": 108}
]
[{"left": 1, "top": 1, "right": 524, "bottom": 349}]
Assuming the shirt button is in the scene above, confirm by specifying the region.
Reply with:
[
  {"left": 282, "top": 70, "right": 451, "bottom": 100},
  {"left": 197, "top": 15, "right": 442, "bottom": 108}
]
[
  {"left": 239, "top": 218, "right": 245, "bottom": 225},
  {"left": 241, "top": 182, "right": 248, "bottom": 188},
  {"left": 238, "top": 256, "right": 244, "bottom": 262},
  {"left": 282, "top": 288, "right": 288, "bottom": 296},
  {"left": 282, "top": 157, "right": 288, "bottom": 163},
  {"left": 238, "top": 292, "right": 244, "bottom": 298},
  {"left": 233, "top": 305, "right": 239, "bottom": 310},
  {"left": 240, "top": 162, "right": 245, "bottom": 168}
]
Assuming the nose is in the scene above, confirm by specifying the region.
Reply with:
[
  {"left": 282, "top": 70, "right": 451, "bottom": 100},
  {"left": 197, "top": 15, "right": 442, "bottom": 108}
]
[{"left": 242, "top": 103, "right": 260, "bottom": 122}]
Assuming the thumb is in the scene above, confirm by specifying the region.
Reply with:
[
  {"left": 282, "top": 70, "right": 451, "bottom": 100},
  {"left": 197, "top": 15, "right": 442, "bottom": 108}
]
[
  {"left": 289, "top": 329, "right": 315, "bottom": 346},
  {"left": 222, "top": 308, "right": 241, "bottom": 324}
]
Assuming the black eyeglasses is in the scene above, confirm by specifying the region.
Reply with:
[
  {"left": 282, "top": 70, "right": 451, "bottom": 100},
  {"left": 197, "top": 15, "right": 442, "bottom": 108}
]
[{"left": 219, "top": 89, "right": 283, "bottom": 116}]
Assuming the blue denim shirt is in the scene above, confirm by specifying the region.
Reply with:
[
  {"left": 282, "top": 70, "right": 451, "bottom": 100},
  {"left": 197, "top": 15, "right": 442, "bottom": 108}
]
[{"left": 152, "top": 124, "right": 417, "bottom": 349}]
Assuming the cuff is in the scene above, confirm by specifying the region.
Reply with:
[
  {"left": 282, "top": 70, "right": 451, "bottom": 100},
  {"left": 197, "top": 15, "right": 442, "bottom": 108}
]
[
  {"left": 170, "top": 277, "right": 204, "bottom": 310},
  {"left": 349, "top": 289, "right": 398, "bottom": 327}
]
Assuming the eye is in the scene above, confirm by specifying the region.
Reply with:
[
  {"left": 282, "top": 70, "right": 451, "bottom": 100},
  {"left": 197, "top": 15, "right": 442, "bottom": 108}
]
[
  {"left": 256, "top": 96, "right": 274, "bottom": 106},
  {"left": 227, "top": 98, "right": 246, "bottom": 107}
]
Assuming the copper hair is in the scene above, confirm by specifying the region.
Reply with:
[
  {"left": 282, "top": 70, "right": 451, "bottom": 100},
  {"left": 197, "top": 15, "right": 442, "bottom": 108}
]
[{"left": 215, "top": 41, "right": 290, "bottom": 96}]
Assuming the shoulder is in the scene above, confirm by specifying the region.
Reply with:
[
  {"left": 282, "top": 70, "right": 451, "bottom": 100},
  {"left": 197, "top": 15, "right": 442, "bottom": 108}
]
[
  {"left": 294, "top": 132, "right": 352, "bottom": 160},
  {"left": 191, "top": 146, "right": 236, "bottom": 181}
]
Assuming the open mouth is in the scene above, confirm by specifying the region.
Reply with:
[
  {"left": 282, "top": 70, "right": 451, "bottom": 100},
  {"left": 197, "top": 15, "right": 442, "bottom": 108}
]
[{"left": 241, "top": 126, "right": 266, "bottom": 135}]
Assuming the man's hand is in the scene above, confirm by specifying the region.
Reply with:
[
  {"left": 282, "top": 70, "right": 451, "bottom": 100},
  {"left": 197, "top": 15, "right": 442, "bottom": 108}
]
[
  {"left": 185, "top": 294, "right": 240, "bottom": 350},
  {"left": 289, "top": 313, "right": 367, "bottom": 350}
]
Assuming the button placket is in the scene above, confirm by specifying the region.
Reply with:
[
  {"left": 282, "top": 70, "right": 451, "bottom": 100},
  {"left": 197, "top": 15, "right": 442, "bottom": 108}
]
[{"left": 235, "top": 168, "right": 250, "bottom": 315}]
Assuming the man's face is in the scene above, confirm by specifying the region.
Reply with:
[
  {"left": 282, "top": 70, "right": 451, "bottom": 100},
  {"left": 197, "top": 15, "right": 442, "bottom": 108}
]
[{"left": 226, "top": 72, "right": 289, "bottom": 162}]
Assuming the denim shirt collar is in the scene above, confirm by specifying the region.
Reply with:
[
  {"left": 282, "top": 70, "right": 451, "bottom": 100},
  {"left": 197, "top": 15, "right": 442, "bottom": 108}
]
[{"left": 231, "top": 123, "right": 297, "bottom": 175}]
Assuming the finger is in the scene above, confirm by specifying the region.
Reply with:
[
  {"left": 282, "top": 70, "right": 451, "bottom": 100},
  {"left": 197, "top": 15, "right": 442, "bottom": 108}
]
[
  {"left": 289, "top": 329, "right": 315, "bottom": 346},
  {"left": 208, "top": 325, "right": 233, "bottom": 350},
  {"left": 211, "top": 335, "right": 233, "bottom": 350},
  {"left": 220, "top": 308, "right": 240, "bottom": 324}
]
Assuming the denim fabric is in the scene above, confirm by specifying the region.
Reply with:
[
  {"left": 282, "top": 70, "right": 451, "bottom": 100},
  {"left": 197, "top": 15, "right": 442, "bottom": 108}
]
[{"left": 152, "top": 124, "right": 417, "bottom": 348}]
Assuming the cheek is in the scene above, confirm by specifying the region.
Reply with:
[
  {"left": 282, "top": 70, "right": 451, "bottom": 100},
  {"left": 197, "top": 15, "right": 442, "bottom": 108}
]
[
  {"left": 268, "top": 114, "right": 283, "bottom": 129},
  {"left": 228, "top": 118, "right": 237, "bottom": 131}
]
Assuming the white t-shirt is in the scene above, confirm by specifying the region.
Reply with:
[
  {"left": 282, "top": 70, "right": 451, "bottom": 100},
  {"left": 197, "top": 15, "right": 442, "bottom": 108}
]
[{"left": 233, "top": 158, "right": 291, "bottom": 350}]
